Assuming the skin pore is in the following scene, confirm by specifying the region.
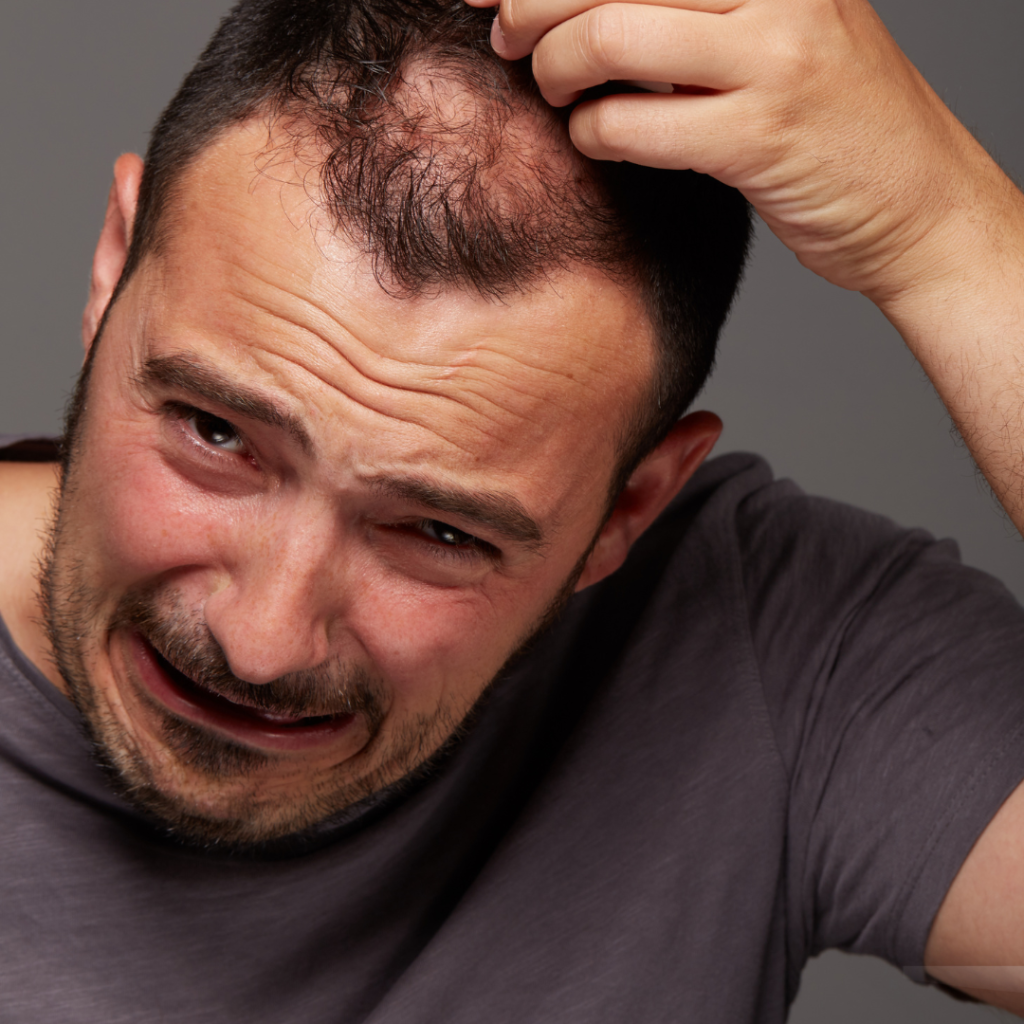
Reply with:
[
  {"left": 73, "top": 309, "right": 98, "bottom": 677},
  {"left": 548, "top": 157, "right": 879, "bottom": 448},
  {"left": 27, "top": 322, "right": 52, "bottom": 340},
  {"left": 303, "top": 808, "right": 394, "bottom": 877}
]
[{"left": 0, "top": 119, "right": 720, "bottom": 848}]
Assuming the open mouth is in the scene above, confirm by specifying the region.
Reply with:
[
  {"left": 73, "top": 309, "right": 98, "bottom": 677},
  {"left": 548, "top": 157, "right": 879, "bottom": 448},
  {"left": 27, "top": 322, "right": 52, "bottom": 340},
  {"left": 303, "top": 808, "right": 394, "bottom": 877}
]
[
  {"left": 126, "top": 631, "right": 357, "bottom": 751},
  {"left": 151, "top": 646, "right": 336, "bottom": 728}
]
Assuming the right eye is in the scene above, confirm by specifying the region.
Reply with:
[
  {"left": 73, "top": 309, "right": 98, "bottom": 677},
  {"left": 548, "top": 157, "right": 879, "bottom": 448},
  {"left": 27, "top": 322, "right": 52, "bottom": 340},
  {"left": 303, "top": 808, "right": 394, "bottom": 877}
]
[
  {"left": 184, "top": 409, "right": 247, "bottom": 455},
  {"left": 418, "top": 519, "right": 480, "bottom": 548}
]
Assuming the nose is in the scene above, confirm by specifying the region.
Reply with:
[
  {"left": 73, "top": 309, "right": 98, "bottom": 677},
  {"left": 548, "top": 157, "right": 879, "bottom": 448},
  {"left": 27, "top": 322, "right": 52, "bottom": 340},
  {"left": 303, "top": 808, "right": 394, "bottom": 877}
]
[{"left": 201, "top": 519, "right": 345, "bottom": 685}]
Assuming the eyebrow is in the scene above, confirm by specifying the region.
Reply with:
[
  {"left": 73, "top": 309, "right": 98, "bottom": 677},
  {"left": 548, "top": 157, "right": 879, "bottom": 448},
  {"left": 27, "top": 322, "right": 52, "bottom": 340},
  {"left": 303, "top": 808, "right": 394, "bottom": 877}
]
[
  {"left": 368, "top": 476, "right": 545, "bottom": 549},
  {"left": 137, "top": 353, "right": 313, "bottom": 455},
  {"left": 139, "top": 353, "right": 543, "bottom": 548}
]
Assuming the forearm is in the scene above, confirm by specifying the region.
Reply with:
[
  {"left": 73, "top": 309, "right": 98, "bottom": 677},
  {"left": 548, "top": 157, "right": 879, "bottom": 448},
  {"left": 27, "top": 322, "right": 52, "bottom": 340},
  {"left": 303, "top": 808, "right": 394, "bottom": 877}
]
[{"left": 873, "top": 151, "right": 1024, "bottom": 534}]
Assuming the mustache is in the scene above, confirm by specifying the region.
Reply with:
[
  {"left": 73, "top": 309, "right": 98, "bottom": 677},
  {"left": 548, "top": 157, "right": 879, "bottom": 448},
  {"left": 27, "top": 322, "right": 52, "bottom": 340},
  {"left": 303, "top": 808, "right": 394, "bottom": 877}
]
[{"left": 111, "top": 588, "right": 386, "bottom": 727}]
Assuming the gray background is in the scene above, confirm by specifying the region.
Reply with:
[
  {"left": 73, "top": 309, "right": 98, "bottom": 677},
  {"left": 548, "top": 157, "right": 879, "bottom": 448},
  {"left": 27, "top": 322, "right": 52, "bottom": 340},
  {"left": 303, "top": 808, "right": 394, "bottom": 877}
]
[{"left": 1, "top": 1, "right": 1021, "bottom": 1021}]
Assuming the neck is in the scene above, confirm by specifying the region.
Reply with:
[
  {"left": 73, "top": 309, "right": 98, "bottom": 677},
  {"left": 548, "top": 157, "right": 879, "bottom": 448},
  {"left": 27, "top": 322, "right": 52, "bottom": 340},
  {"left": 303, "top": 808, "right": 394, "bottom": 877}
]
[{"left": 0, "top": 461, "right": 65, "bottom": 691}]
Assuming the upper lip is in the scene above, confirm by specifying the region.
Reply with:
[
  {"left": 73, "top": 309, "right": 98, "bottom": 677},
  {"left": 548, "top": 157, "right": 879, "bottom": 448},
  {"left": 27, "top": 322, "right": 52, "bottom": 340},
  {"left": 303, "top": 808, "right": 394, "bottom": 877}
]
[{"left": 146, "top": 640, "right": 331, "bottom": 723}]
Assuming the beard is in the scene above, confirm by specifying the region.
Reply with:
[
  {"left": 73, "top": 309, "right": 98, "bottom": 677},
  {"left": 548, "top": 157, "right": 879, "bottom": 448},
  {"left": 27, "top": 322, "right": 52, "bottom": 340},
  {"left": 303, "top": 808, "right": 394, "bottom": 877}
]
[
  {"left": 34, "top": 348, "right": 586, "bottom": 852},
  {"left": 37, "top": 497, "right": 581, "bottom": 857},
  {"left": 36, "top": 404, "right": 460, "bottom": 849},
  {"left": 39, "top": 530, "right": 467, "bottom": 850}
]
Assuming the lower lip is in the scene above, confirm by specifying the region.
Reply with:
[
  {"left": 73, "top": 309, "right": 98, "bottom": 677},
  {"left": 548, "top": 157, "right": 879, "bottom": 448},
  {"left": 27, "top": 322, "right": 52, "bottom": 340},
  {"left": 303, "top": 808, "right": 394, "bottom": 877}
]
[{"left": 125, "top": 632, "right": 357, "bottom": 753}]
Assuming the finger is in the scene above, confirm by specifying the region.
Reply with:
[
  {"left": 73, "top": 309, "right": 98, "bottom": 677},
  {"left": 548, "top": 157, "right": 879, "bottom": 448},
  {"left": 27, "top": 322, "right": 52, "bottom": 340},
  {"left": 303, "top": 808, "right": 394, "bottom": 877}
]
[
  {"left": 568, "top": 92, "right": 755, "bottom": 179},
  {"left": 493, "top": 0, "right": 742, "bottom": 62},
  {"left": 533, "top": 6, "right": 750, "bottom": 108}
]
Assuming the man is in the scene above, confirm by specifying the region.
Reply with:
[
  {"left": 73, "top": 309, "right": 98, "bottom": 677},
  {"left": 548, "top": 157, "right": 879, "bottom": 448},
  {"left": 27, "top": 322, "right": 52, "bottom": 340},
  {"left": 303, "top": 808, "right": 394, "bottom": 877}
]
[{"left": 1, "top": 0, "right": 1023, "bottom": 1021}]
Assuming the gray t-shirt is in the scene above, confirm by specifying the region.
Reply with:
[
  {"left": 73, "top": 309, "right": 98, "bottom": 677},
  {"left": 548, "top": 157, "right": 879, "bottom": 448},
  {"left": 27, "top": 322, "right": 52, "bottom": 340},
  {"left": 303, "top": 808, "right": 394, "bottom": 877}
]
[{"left": 3, "top": 438, "right": 1024, "bottom": 1024}]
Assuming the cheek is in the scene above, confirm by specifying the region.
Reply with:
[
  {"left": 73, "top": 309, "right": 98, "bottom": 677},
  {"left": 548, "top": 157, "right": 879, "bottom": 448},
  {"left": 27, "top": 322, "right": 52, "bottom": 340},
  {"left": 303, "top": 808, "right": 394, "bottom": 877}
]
[
  {"left": 345, "top": 572, "right": 543, "bottom": 709},
  {"left": 73, "top": 431, "right": 231, "bottom": 589}
]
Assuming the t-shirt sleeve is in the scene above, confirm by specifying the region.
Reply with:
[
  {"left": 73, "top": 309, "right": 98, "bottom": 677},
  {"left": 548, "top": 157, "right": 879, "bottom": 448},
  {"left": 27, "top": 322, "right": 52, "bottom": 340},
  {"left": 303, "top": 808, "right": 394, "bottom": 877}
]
[{"left": 737, "top": 481, "right": 1024, "bottom": 984}]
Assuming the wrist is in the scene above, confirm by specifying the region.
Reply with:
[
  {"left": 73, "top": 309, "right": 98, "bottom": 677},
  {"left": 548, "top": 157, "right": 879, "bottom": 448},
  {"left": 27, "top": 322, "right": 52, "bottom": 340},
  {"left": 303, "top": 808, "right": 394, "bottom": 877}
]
[{"left": 865, "top": 146, "right": 1024, "bottom": 322}]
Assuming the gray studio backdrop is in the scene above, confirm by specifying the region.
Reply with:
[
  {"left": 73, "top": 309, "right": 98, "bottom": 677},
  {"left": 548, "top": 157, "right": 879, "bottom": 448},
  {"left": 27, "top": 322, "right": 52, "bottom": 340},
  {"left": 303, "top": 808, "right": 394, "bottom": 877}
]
[{"left": 1, "top": 2, "right": 1021, "bottom": 1021}]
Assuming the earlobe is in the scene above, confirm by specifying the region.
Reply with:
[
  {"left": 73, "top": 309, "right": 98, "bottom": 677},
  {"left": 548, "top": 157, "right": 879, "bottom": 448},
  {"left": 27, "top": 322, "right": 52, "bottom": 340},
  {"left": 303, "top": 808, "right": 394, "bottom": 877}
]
[
  {"left": 574, "top": 411, "right": 723, "bottom": 592},
  {"left": 81, "top": 153, "right": 144, "bottom": 354}
]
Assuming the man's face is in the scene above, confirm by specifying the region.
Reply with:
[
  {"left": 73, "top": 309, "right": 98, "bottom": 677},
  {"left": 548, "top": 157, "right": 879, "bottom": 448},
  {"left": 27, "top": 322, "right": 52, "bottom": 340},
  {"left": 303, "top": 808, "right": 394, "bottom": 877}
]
[{"left": 44, "top": 123, "right": 654, "bottom": 846}]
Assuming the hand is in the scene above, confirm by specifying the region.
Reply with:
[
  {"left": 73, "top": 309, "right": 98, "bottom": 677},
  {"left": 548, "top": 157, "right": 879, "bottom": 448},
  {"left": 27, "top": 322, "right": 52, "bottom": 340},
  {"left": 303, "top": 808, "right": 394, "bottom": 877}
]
[
  {"left": 463, "top": 0, "right": 1010, "bottom": 307},
  {"left": 466, "top": 0, "right": 1024, "bottom": 564}
]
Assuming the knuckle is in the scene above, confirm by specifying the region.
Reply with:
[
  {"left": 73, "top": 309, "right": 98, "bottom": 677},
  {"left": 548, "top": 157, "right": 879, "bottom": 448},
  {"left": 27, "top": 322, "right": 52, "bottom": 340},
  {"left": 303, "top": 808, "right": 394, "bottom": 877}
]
[
  {"left": 498, "top": 0, "right": 528, "bottom": 39},
  {"left": 581, "top": 99, "right": 634, "bottom": 159},
  {"left": 754, "top": 20, "right": 818, "bottom": 94},
  {"left": 764, "top": 23, "right": 808, "bottom": 74},
  {"left": 580, "top": 5, "right": 631, "bottom": 75},
  {"left": 531, "top": 42, "right": 560, "bottom": 97}
]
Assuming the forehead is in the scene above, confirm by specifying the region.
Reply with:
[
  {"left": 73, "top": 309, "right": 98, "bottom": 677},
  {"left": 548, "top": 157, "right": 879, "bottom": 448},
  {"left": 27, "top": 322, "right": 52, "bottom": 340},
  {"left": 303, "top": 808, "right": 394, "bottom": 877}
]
[{"left": 132, "top": 121, "right": 654, "bottom": 511}]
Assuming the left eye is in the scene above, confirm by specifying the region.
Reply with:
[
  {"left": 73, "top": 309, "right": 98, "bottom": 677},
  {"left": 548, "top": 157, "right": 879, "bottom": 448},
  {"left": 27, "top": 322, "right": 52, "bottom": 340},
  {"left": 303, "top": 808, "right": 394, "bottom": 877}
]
[
  {"left": 186, "top": 410, "right": 246, "bottom": 454},
  {"left": 419, "top": 520, "right": 478, "bottom": 548}
]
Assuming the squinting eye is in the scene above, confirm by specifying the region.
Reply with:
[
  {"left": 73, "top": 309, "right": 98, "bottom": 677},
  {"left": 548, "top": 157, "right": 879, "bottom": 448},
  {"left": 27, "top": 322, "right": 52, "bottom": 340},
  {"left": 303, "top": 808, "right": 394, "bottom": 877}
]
[
  {"left": 186, "top": 410, "right": 246, "bottom": 454},
  {"left": 420, "top": 520, "right": 478, "bottom": 548}
]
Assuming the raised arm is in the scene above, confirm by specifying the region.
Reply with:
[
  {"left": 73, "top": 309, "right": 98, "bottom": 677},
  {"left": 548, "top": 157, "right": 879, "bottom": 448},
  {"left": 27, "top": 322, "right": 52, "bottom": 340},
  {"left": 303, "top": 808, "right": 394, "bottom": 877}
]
[
  {"left": 465, "top": 0, "right": 1024, "bottom": 1011},
  {"left": 467, "top": 0, "right": 1024, "bottom": 535}
]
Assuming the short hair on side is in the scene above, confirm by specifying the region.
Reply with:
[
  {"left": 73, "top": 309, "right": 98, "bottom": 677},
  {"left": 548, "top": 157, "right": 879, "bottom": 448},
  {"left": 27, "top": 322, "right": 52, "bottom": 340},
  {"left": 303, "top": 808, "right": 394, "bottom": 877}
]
[{"left": 109, "top": 0, "right": 752, "bottom": 492}]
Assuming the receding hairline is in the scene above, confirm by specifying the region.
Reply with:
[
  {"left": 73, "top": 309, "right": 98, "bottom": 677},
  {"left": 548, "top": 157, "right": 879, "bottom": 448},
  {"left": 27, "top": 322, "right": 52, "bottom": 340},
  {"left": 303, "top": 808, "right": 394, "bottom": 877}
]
[
  {"left": 117, "top": 112, "right": 663, "bottom": 511},
  {"left": 132, "top": 60, "right": 633, "bottom": 294},
  {"left": 117, "top": 60, "right": 681, "bottom": 500},
  {"left": 110, "top": 0, "right": 751, "bottom": 511}
]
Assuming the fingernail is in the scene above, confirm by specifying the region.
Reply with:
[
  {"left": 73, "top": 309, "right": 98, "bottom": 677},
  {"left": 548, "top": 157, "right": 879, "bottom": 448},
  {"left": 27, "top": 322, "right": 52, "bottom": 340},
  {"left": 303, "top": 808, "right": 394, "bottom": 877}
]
[{"left": 490, "top": 15, "right": 507, "bottom": 55}]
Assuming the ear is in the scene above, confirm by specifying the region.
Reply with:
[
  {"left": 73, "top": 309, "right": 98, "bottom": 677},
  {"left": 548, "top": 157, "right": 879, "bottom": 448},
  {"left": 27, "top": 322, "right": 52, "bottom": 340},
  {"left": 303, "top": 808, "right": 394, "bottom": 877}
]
[
  {"left": 574, "top": 410, "right": 722, "bottom": 592},
  {"left": 82, "top": 152, "right": 144, "bottom": 354}
]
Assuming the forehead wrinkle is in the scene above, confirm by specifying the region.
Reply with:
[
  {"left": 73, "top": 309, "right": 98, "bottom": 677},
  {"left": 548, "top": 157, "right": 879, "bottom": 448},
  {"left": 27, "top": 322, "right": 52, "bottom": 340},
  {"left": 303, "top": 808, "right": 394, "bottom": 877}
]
[
  {"left": 254, "top": 338, "right": 584, "bottom": 463},
  {"left": 440, "top": 358, "right": 586, "bottom": 409},
  {"left": 367, "top": 474, "right": 545, "bottom": 549},
  {"left": 250, "top": 286, "right": 585, "bottom": 393},
  {"left": 228, "top": 274, "right": 465, "bottom": 394},
  {"left": 228, "top": 290, "right": 565, "bottom": 445},
  {"left": 136, "top": 351, "right": 315, "bottom": 456},
  {"left": 241, "top": 296, "right": 602, "bottom": 440},
  {"left": 311, "top": 297, "right": 614, "bottom": 395},
  {"left": 200, "top": 217, "right": 632, "bottom": 426},
  {"left": 225, "top": 252, "right": 615, "bottom": 392},
  {"left": 201, "top": 278, "right": 485, "bottom": 439},
  {"left": 249, "top": 347, "right": 495, "bottom": 460}
]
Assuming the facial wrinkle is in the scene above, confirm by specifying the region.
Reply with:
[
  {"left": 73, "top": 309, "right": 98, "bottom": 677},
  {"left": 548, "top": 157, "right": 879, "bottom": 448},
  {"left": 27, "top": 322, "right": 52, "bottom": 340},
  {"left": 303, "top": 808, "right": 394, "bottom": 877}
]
[
  {"left": 248, "top": 347, "right": 532, "bottom": 460},
  {"left": 251, "top": 334, "right": 584, "bottom": 444}
]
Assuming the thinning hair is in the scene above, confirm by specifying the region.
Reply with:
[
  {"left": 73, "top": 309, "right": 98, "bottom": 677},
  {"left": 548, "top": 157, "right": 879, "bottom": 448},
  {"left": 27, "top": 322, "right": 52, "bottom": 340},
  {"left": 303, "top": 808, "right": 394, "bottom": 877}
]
[{"left": 88, "top": 0, "right": 752, "bottom": 490}]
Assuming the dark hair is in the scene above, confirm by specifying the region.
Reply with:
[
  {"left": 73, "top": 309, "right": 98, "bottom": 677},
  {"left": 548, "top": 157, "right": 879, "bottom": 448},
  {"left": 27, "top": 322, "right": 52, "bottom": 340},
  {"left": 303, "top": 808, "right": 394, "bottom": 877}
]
[{"left": 112, "top": 0, "right": 751, "bottom": 490}]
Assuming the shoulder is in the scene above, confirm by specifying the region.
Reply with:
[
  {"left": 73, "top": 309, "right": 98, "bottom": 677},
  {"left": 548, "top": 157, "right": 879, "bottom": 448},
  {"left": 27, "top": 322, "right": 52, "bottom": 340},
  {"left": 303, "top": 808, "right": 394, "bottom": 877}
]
[
  {"left": 639, "top": 452, "right": 1023, "bottom": 763},
  {"left": 0, "top": 448, "right": 60, "bottom": 669},
  {"left": 0, "top": 437, "right": 61, "bottom": 579},
  {"left": 670, "top": 451, "right": 1021, "bottom": 675},
  {"left": 0, "top": 459, "right": 60, "bottom": 562},
  {"left": 646, "top": 451, "right": 936, "bottom": 594}
]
